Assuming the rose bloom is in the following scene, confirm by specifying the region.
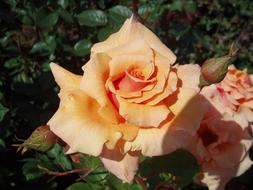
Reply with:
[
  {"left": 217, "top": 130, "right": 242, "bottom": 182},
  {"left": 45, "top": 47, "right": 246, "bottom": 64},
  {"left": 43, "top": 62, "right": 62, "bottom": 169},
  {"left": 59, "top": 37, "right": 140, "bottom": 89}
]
[
  {"left": 190, "top": 65, "right": 253, "bottom": 190},
  {"left": 201, "top": 65, "right": 253, "bottom": 137},
  {"left": 47, "top": 16, "right": 203, "bottom": 182}
]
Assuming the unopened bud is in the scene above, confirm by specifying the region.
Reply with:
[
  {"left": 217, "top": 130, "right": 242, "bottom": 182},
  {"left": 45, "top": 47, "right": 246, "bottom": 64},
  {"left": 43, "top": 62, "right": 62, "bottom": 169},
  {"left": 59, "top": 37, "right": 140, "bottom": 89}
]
[
  {"left": 199, "top": 43, "right": 239, "bottom": 88},
  {"left": 19, "top": 125, "right": 57, "bottom": 153}
]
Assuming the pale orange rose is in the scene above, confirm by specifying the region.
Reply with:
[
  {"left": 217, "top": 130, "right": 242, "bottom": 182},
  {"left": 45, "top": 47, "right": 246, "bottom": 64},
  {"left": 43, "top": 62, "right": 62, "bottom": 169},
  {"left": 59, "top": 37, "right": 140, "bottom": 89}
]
[
  {"left": 47, "top": 16, "right": 203, "bottom": 182},
  {"left": 201, "top": 65, "right": 253, "bottom": 137}
]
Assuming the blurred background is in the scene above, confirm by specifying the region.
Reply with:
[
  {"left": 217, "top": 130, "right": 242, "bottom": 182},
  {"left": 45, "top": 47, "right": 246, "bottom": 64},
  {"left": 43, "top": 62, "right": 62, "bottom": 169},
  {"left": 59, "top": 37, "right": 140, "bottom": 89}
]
[{"left": 0, "top": 0, "right": 252, "bottom": 189}]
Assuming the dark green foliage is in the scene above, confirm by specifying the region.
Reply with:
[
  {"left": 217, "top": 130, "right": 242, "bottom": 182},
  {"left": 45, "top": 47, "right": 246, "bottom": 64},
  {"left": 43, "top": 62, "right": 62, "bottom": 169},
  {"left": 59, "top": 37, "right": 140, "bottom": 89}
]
[
  {"left": 140, "top": 149, "right": 200, "bottom": 189},
  {"left": 0, "top": 0, "right": 252, "bottom": 189}
]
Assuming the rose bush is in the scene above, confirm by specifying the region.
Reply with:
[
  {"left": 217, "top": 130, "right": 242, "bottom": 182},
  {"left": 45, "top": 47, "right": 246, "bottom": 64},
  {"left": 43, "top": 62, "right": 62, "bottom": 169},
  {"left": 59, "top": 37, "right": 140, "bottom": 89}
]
[
  {"left": 47, "top": 16, "right": 204, "bottom": 182},
  {"left": 189, "top": 65, "right": 253, "bottom": 190}
]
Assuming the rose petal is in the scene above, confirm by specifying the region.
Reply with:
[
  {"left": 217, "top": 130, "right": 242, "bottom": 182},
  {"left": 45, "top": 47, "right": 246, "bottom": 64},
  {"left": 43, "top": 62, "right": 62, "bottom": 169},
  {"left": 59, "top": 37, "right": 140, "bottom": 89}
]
[
  {"left": 124, "top": 126, "right": 195, "bottom": 157},
  {"left": 145, "top": 71, "right": 178, "bottom": 105},
  {"left": 124, "top": 94, "right": 205, "bottom": 156},
  {"left": 117, "top": 95, "right": 170, "bottom": 127},
  {"left": 91, "top": 16, "right": 176, "bottom": 64},
  {"left": 242, "top": 100, "right": 253, "bottom": 109},
  {"left": 80, "top": 53, "right": 120, "bottom": 123},
  {"left": 236, "top": 139, "right": 252, "bottom": 176},
  {"left": 50, "top": 63, "right": 82, "bottom": 89},
  {"left": 233, "top": 108, "right": 249, "bottom": 128},
  {"left": 127, "top": 59, "right": 170, "bottom": 103},
  {"left": 101, "top": 148, "right": 139, "bottom": 183},
  {"left": 240, "top": 105, "right": 253, "bottom": 123},
  {"left": 108, "top": 54, "right": 154, "bottom": 80},
  {"left": 169, "top": 88, "right": 202, "bottom": 125},
  {"left": 200, "top": 140, "right": 252, "bottom": 190},
  {"left": 250, "top": 74, "right": 253, "bottom": 83},
  {"left": 213, "top": 143, "right": 244, "bottom": 169},
  {"left": 48, "top": 89, "right": 122, "bottom": 156},
  {"left": 200, "top": 166, "right": 228, "bottom": 190},
  {"left": 106, "top": 38, "right": 154, "bottom": 60},
  {"left": 176, "top": 64, "right": 201, "bottom": 92}
]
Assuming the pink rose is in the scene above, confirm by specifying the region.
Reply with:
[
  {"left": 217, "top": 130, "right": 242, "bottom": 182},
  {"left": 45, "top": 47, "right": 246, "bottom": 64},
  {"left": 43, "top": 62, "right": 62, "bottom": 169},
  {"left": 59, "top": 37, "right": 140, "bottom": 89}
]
[
  {"left": 201, "top": 65, "right": 253, "bottom": 137},
  {"left": 47, "top": 16, "right": 203, "bottom": 182},
  {"left": 191, "top": 65, "right": 253, "bottom": 190}
]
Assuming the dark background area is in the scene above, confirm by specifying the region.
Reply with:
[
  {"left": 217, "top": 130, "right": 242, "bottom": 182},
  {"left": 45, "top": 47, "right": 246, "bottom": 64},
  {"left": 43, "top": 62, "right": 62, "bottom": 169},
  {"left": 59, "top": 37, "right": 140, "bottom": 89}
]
[{"left": 0, "top": 0, "right": 252, "bottom": 189}]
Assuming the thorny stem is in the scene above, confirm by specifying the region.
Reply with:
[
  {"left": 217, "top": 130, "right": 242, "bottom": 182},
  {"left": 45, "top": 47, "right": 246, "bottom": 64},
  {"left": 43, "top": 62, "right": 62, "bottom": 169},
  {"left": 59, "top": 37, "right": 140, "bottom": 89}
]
[
  {"left": 38, "top": 165, "right": 91, "bottom": 177},
  {"left": 132, "top": 0, "right": 138, "bottom": 16},
  {"left": 131, "top": 0, "right": 145, "bottom": 23},
  {"left": 77, "top": 164, "right": 102, "bottom": 181},
  {"left": 135, "top": 175, "right": 148, "bottom": 190}
]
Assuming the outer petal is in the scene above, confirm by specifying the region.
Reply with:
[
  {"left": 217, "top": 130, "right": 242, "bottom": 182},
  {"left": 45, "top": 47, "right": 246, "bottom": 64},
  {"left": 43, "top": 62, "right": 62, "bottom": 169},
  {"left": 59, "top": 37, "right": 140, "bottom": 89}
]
[
  {"left": 80, "top": 53, "right": 120, "bottom": 123},
  {"left": 50, "top": 63, "right": 82, "bottom": 89},
  {"left": 250, "top": 74, "right": 253, "bottom": 83},
  {"left": 199, "top": 167, "right": 227, "bottom": 190},
  {"left": 91, "top": 16, "right": 176, "bottom": 64},
  {"left": 236, "top": 139, "right": 252, "bottom": 176},
  {"left": 169, "top": 89, "right": 204, "bottom": 135},
  {"left": 176, "top": 64, "right": 201, "bottom": 92},
  {"left": 233, "top": 108, "right": 249, "bottom": 128},
  {"left": 48, "top": 88, "right": 122, "bottom": 156},
  {"left": 101, "top": 147, "right": 139, "bottom": 183},
  {"left": 106, "top": 38, "right": 154, "bottom": 60},
  {"left": 124, "top": 94, "right": 205, "bottom": 156},
  {"left": 212, "top": 143, "right": 245, "bottom": 169}
]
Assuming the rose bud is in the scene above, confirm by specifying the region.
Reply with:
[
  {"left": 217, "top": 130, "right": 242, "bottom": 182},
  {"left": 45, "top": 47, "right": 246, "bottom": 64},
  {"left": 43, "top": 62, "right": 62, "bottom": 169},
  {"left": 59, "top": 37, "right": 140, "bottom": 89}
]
[
  {"left": 199, "top": 43, "right": 239, "bottom": 88},
  {"left": 21, "top": 125, "right": 57, "bottom": 153}
]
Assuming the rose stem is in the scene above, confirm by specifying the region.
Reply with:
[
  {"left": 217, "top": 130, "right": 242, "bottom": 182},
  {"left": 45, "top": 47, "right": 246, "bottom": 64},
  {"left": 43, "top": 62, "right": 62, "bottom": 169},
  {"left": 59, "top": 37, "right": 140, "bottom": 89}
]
[
  {"left": 135, "top": 175, "right": 148, "bottom": 190},
  {"left": 37, "top": 165, "right": 91, "bottom": 176}
]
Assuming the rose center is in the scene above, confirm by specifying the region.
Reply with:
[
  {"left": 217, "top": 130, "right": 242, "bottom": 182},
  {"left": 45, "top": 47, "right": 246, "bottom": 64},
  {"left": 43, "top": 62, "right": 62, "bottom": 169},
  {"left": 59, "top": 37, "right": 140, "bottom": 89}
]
[
  {"left": 128, "top": 67, "right": 145, "bottom": 80},
  {"left": 198, "top": 124, "right": 218, "bottom": 147}
]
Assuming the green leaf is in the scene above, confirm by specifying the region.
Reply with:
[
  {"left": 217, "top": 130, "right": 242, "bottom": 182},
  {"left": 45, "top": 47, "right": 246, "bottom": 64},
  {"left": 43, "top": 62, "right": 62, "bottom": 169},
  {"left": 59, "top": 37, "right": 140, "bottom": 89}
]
[
  {"left": 67, "top": 182, "right": 102, "bottom": 190},
  {"left": 57, "top": 154, "right": 72, "bottom": 170},
  {"left": 138, "top": 4, "right": 155, "bottom": 17},
  {"left": 7, "top": 0, "right": 16, "bottom": 10},
  {"left": 0, "top": 103, "right": 9, "bottom": 122},
  {"left": 57, "top": 0, "right": 69, "bottom": 9},
  {"left": 22, "top": 15, "right": 33, "bottom": 25},
  {"left": 4, "top": 58, "right": 20, "bottom": 69},
  {"left": 140, "top": 149, "right": 200, "bottom": 187},
  {"left": 47, "top": 143, "right": 62, "bottom": 158},
  {"left": 0, "top": 36, "right": 9, "bottom": 47},
  {"left": 45, "top": 35, "right": 57, "bottom": 53},
  {"left": 30, "top": 41, "right": 47, "bottom": 53},
  {"left": 62, "top": 44, "right": 74, "bottom": 54},
  {"left": 58, "top": 9, "right": 73, "bottom": 23},
  {"left": 36, "top": 8, "right": 59, "bottom": 28},
  {"left": 76, "top": 10, "right": 107, "bottom": 27},
  {"left": 78, "top": 155, "right": 101, "bottom": 169},
  {"left": 106, "top": 174, "right": 142, "bottom": 190},
  {"left": 184, "top": 0, "right": 197, "bottom": 13},
  {"left": 108, "top": 5, "right": 132, "bottom": 26},
  {"left": 169, "top": 0, "right": 184, "bottom": 11},
  {"left": 30, "top": 36, "right": 56, "bottom": 54},
  {"left": 0, "top": 139, "right": 6, "bottom": 148},
  {"left": 74, "top": 39, "right": 92, "bottom": 57},
  {"left": 97, "top": 26, "right": 115, "bottom": 41},
  {"left": 22, "top": 162, "right": 45, "bottom": 181}
]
